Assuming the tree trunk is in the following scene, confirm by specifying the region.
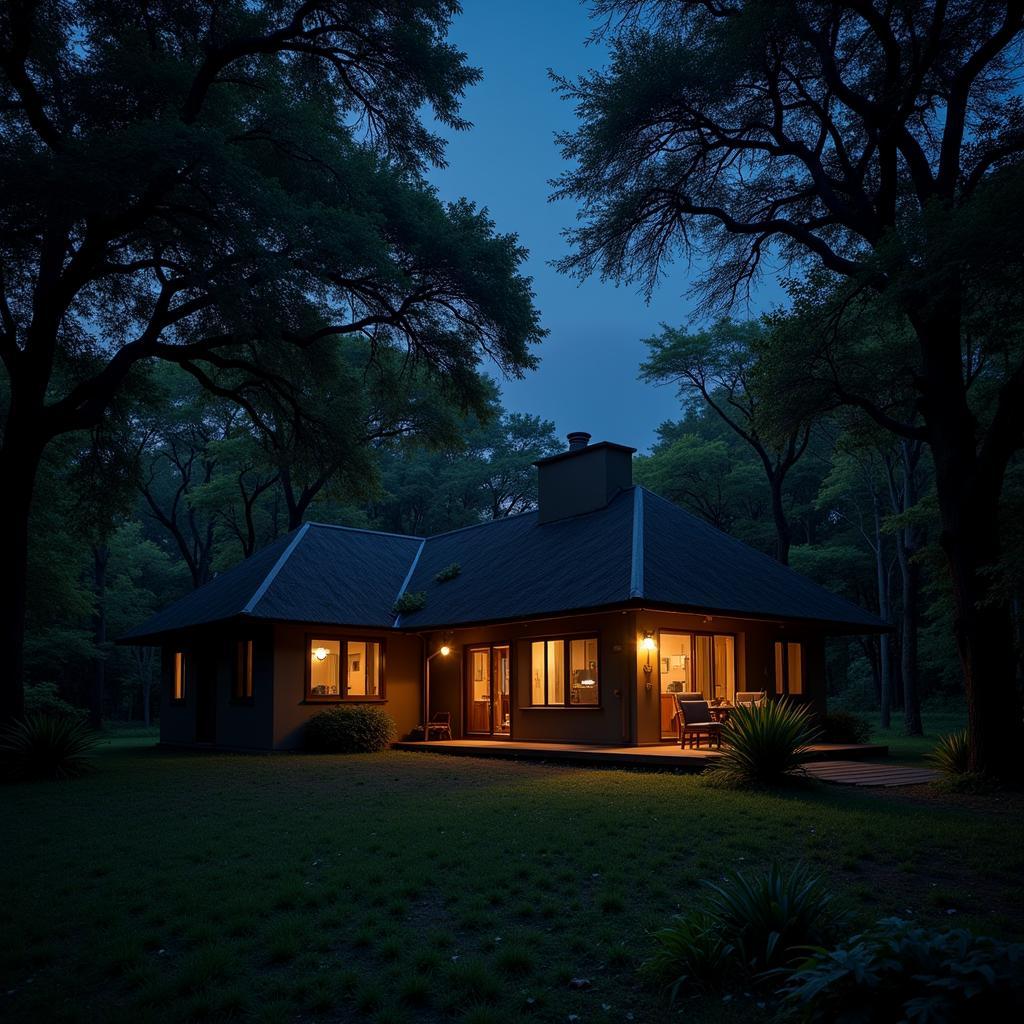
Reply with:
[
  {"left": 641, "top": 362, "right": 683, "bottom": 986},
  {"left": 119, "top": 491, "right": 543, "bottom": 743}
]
[
  {"left": 768, "top": 471, "right": 791, "bottom": 565},
  {"left": 89, "top": 543, "right": 109, "bottom": 728},
  {"left": 0, "top": 437, "right": 43, "bottom": 722},
  {"left": 896, "top": 441, "right": 923, "bottom": 735},
  {"left": 872, "top": 493, "right": 892, "bottom": 729},
  {"left": 914, "top": 308, "right": 1024, "bottom": 780}
]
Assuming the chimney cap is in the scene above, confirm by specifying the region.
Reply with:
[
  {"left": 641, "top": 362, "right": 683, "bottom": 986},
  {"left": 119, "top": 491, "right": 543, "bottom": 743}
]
[{"left": 566, "top": 431, "right": 592, "bottom": 452}]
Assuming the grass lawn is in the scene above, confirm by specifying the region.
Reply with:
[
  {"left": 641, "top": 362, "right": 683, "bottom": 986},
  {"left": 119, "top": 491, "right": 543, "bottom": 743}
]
[
  {"left": 869, "top": 709, "right": 967, "bottom": 764},
  {"left": 2, "top": 741, "right": 1022, "bottom": 1024}
]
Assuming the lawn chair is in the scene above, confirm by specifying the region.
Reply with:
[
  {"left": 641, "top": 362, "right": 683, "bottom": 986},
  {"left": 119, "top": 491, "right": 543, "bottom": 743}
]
[
  {"left": 423, "top": 711, "right": 452, "bottom": 741},
  {"left": 675, "top": 697, "right": 723, "bottom": 750},
  {"left": 735, "top": 690, "right": 767, "bottom": 708}
]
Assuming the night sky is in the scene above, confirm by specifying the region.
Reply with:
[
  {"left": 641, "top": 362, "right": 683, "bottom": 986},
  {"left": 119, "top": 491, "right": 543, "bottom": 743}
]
[{"left": 427, "top": 1, "right": 781, "bottom": 452}]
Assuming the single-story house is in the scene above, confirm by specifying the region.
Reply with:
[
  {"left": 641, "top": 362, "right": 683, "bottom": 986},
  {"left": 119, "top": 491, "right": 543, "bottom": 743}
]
[{"left": 122, "top": 432, "right": 885, "bottom": 750}]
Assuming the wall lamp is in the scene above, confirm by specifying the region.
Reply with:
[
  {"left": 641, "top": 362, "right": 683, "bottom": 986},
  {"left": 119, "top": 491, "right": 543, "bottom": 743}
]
[{"left": 641, "top": 631, "right": 657, "bottom": 678}]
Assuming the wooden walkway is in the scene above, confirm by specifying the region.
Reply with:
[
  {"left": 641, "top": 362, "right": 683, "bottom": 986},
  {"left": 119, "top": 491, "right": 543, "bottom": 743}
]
[
  {"left": 393, "top": 738, "right": 889, "bottom": 772},
  {"left": 803, "top": 760, "right": 937, "bottom": 787}
]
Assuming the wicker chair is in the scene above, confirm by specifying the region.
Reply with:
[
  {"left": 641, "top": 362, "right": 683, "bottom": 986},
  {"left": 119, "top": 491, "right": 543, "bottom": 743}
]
[{"left": 675, "top": 697, "right": 723, "bottom": 749}]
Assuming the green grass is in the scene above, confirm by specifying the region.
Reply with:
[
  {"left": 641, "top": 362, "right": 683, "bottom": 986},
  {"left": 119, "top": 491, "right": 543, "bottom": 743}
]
[
  {"left": 870, "top": 710, "right": 968, "bottom": 764},
  {"left": 1, "top": 740, "right": 1021, "bottom": 1024}
]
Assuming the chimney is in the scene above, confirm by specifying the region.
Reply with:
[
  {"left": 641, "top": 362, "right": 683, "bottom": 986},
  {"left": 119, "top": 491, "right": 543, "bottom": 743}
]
[{"left": 534, "top": 433, "right": 636, "bottom": 524}]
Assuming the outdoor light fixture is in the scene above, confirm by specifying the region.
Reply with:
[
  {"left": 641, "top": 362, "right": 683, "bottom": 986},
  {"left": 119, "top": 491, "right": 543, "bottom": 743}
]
[
  {"left": 313, "top": 646, "right": 328, "bottom": 661},
  {"left": 439, "top": 644, "right": 451, "bottom": 657},
  {"left": 641, "top": 632, "right": 656, "bottom": 688}
]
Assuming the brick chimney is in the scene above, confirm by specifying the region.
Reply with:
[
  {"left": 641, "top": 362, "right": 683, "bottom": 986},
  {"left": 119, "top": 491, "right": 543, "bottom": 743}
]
[{"left": 534, "top": 433, "right": 636, "bottom": 524}]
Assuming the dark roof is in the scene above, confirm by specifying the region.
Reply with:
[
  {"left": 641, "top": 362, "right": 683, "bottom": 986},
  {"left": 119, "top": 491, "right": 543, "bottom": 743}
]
[{"left": 122, "top": 485, "right": 885, "bottom": 642}]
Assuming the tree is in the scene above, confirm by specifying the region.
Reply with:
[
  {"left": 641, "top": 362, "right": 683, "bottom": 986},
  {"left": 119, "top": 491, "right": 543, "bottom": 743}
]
[
  {"left": 554, "top": 1, "right": 1024, "bottom": 778},
  {"left": 0, "top": 1, "right": 543, "bottom": 717},
  {"left": 640, "top": 319, "right": 812, "bottom": 563}
]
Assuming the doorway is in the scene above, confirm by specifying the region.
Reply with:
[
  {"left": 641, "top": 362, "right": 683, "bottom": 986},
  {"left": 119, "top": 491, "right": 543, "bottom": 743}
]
[
  {"left": 466, "top": 644, "right": 511, "bottom": 737},
  {"left": 658, "top": 631, "right": 736, "bottom": 738}
]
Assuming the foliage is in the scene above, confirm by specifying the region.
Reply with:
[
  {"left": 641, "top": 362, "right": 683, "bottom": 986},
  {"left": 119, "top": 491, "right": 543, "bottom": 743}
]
[
  {"left": 392, "top": 591, "right": 428, "bottom": 615},
  {"left": 0, "top": 714, "right": 98, "bottom": 781},
  {"left": 435, "top": 563, "right": 461, "bottom": 583},
  {"left": 303, "top": 706, "right": 397, "bottom": 754},
  {"left": 777, "top": 917, "right": 1024, "bottom": 1023},
  {"left": 926, "top": 730, "right": 970, "bottom": 777},
  {"left": 23, "top": 683, "right": 86, "bottom": 722},
  {"left": 819, "top": 711, "right": 871, "bottom": 746},
  {"left": 645, "top": 863, "right": 836, "bottom": 999},
  {"left": 706, "top": 700, "right": 822, "bottom": 786}
]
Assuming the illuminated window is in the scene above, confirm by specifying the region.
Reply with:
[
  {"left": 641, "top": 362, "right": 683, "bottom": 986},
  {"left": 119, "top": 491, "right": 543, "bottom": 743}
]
[
  {"left": 233, "top": 640, "right": 254, "bottom": 701},
  {"left": 774, "top": 641, "right": 804, "bottom": 695},
  {"left": 307, "top": 638, "right": 383, "bottom": 700},
  {"left": 171, "top": 651, "right": 186, "bottom": 702},
  {"left": 660, "top": 631, "right": 736, "bottom": 702},
  {"left": 529, "top": 637, "right": 598, "bottom": 706}
]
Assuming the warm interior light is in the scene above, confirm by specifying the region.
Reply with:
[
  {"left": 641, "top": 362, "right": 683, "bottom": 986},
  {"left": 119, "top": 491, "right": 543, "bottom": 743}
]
[
  {"left": 580, "top": 677, "right": 597, "bottom": 687},
  {"left": 641, "top": 633, "right": 657, "bottom": 651},
  {"left": 313, "top": 646, "right": 328, "bottom": 661},
  {"left": 440, "top": 644, "right": 451, "bottom": 657}
]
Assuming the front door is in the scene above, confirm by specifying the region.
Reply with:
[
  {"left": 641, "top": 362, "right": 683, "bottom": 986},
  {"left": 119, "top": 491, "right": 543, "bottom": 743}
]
[{"left": 466, "top": 644, "right": 511, "bottom": 736}]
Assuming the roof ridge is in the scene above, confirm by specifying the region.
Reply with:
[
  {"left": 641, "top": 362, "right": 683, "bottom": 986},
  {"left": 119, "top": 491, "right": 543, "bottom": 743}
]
[
  {"left": 304, "top": 521, "right": 424, "bottom": 542},
  {"left": 422, "top": 507, "right": 536, "bottom": 541},
  {"left": 392, "top": 537, "right": 426, "bottom": 628},
  {"left": 629, "top": 485, "right": 644, "bottom": 599},
  {"left": 243, "top": 523, "right": 310, "bottom": 615}
]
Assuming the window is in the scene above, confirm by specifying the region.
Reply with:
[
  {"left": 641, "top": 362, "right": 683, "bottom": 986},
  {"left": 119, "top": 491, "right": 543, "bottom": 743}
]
[
  {"left": 308, "top": 637, "right": 383, "bottom": 701},
  {"left": 171, "top": 651, "right": 186, "bottom": 702},
  {"left": 233, "top": 640, "right": 254, "bottom": 701},
  {"left": 774, "top": 641, "right": 804, "bottom": 695},
  {"left": 529, "top": 636, "right": 599, "bottom": 706}
]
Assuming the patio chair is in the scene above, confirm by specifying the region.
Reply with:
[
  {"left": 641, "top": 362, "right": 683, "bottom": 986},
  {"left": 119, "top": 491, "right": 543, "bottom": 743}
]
[
  {"left": 423, "top": 711, "right": 452, "bottom": 741},
  {"left": 735, "top": 691, "right": 767, "bottom": 708},
  {"left": 675, "top": 697, "right": 723, "bottom": 750}
]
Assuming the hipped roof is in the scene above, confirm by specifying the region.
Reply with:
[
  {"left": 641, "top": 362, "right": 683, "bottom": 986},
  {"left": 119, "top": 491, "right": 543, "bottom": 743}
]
[{"left": 121, "top": 485, "right": 885, "bottom": 642}]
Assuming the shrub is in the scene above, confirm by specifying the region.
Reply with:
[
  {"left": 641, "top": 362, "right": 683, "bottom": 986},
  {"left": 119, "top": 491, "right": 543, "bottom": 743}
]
[
  {"left": 643, "top": 863, "right": 835, "bottom": 999},
  {"left": 0, "top": 714, "right": 98, "bottom": 781},
  {"left": 24, "top": 681, "right": 87, "bottom": 721},
  {"left": 706, "top": 700, "right": 821, "bottom": 786},
  {"left": 778, "top": 917, "right": 1024, "bottom": 1022},
  {"left": 819, "top": 710, "right": 870, "bottom": 745},
  {"left": 926, "top": 729, "right": 970, "bottom": 776},
  {"left": 434, "top": 562, "right": 461, "bottom": 582},
  {"left": 304, "top": 705, "right": 397, "bottom": 753}
]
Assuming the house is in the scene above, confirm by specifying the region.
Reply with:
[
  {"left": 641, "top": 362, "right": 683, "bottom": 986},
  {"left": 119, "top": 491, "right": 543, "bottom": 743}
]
[{"left": 121, "top": 432, "right": 885, "bottom": 750}]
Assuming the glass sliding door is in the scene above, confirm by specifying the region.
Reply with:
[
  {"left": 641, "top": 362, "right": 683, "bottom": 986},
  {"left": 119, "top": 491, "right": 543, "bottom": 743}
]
[
  {"left": 467, "top": 644, "right": 511, "bottom": 736},
  {"left": 659, "top": 630, "right": 738, "bottom": 738}
]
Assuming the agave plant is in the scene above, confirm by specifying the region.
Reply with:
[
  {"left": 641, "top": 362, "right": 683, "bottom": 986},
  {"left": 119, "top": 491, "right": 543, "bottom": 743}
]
[
  {"left": 0, "top": 714, "right": 98, "bottom": 781},
  {"left": 926, "top": 729, "right": 970, "bottom": 776},
  {"left": 707, "top": 699, "right": 821, "bottom": 786}
]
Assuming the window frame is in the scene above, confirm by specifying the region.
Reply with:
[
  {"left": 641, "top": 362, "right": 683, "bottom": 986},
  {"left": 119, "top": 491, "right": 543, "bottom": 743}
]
[
  {"left": 524, "top": 631, "right": 601, "bottom": 709},
  {"left": 656, "top": 629, "right": 737, "bottom": 702},
  {"left": 170, "top": 650, "right": 187, "bottom": 704},
  {"left": 304, "top": 633, "right": 387, "bottom": 703},
  {"left": 773, "top": 640, "right": 805, "bottom": 696},
  {"left": 232, "top": 638, "right": 255, "bottom": 704}
]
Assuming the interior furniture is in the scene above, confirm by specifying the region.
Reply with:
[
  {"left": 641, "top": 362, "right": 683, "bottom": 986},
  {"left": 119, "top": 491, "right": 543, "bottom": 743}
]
[{"left": 735, "top": 690, "right": 767, "bottom": 707}]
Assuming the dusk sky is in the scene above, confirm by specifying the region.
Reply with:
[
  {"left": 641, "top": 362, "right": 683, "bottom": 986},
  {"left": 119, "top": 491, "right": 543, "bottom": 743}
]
[{"left": 428, "top": 1, "right": 783, "bottom": 452}]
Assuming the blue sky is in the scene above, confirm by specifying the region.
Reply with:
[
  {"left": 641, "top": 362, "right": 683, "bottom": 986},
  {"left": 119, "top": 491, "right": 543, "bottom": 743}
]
[{"left": 427, "top": 2, "right": 781, "bottom": 452}]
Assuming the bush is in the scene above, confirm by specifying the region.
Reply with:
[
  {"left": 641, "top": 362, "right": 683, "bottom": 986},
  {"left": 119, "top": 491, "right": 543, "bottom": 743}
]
[
  {"left": 0, "top": 714, "right": 98, "bottom": 781},
  {"left": 706, "top": 700, "right": 821, "bottom": 786},
  {"left": 927, "top": 729, "right": 970, "bottom": 775},
  {"left": 304, "top": 705, "right": 397, "bottom": 753},
  {"left": 392, "top": 591, "right": 427, "bottom": 614},
  {"left": 819, "top": 710, "right": 870, "bottom": 745},
  {"left": 778, "top": 917, "right": 1024, "bottom": 1022},
  {"left": 644, "top": 863, "right": 836, "bottom": 999},
  {"left": 24, "top": 681, "right": 87, "bottom": 721}
]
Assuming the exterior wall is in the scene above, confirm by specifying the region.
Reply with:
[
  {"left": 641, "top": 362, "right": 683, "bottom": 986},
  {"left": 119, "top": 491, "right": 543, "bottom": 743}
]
[
  {"left": 427, "top": 611, "right": 638, "bottom": 745},
  {"left": 271, "top": 623, "right": 424, "bottom": 750},
  {"left": 633, "top": 610, "right": 828, "bottom": 744},
  {"left": 158, "top": 624, "right": 274, "bottom": 749}
]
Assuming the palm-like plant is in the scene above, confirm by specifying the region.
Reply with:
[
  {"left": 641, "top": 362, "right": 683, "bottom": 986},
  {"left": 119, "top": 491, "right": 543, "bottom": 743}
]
[
  {"left": 0, "top": 714, "right": 98, "bottom": 781},
  {"left": 708, "top": 699, "right": 821, "bottom": 786},
  {"left": 926, "top": 730, "right": 970, "bottom": 776}
]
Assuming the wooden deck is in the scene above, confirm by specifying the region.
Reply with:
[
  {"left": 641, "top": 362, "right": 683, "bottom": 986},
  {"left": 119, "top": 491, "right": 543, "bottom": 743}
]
[
  {"left": 803, "top": 760, "right": 938, "bottom": 787},
  {"left": 392, "top": 738, "right": 889, "bottom": 772}
]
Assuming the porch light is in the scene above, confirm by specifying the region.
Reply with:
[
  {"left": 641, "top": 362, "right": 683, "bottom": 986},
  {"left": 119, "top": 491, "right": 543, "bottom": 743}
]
[
  {"left": 641, "top": 633, "right": 656, "bottom": 652},
  {"left": 439, "top": 644, "right": 451, "bottom": 657},
  {"left": 313, "top": 646, "right": 328, "bottom": 662}
]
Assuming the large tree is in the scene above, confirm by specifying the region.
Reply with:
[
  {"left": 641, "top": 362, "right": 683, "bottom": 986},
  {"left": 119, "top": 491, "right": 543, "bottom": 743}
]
[
  {"left": 0, "top": 1, "right": 543, "bottom": 717},
  {"left": 554, "top": 1, "right": 1024, "bottom": 778}
]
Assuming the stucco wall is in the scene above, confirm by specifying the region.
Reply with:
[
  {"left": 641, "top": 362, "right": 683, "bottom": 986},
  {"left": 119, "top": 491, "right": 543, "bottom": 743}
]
[{"left": 271, "top": 623, "right": 423, "bottom": 750}]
